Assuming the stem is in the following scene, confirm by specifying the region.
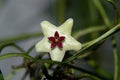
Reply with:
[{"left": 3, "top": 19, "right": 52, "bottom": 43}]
[
  {"left": 112, "top": 37, "right": 119, "bottom": 80},
  {"left": 26, "top": 45, "right": 35, "bottom": 54},
  {"left": 5, "top": 69, "right": 22, "bottom": 80},
  {"left": 92, "top": 0, "right": 111, "bottom": 26},
  {"left": 73, "top": 25, "right": 106, "bottom": 39},
  {"left": 53, "top": 0, "right": 66, "bottom": 24},
  {"left": 79, "top": 73, "right": 102, "bottom": 80},
  {"left": 65, "top": 23, "right": 120, "bottom": 62},
  {"left": 77, "top": 51, "right": 94, "bottom": 59},
  {"left": 0, "top": 53, "right": 35, "bottom": 61},
  {"left": 109, "top": 1, "right": 119, "bottom": 80},
  {"left": 0, "top": 32, "right": 42, "bottom": 51},
  {"left": 0, "top": 32, "right": 42, "bottom": 43},
  {"left": 57, "top": 0, "right": 66, "bottom": 24},
  {"left": 11, "top": 44, "right": 25, "bottom": 52},
  {"left": 107, "top": 0, "right": 119, "bottom": 25}
]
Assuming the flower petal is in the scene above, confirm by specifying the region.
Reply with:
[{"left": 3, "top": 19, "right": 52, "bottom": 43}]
[
  {"left": 59, "top": 36, "right": 65, "bottom": 41},
  {"left": 59, "top": 18, "right": 73, "bottom": 35},
  {"left": 40, "top": 21, "right": 57, "bottom": 37},
  {"left": 57, "top": 42, "right": 63, "bottom": 48},
  {"left": 50, "top": 48, "right": 65, "bottom": 62},
  {"left": 51, "top": 42, "right": 57, "bottom": 48},
  {"left": 64, "top": 36, "right": 82, "bottom": 51},
  {"left": 54, "top": 31, "right": 59, "bottom": 38},
  {"left": 36, "top": 38, "right": 50, "bottom": 52},
  {"left": 48, "top": 37, "right": 55, "bottom": 42}
]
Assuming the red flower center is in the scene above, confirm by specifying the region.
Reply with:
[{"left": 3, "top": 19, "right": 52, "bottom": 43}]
[{"left": 48, "top": 31, "right": 65, "bottom": 49}]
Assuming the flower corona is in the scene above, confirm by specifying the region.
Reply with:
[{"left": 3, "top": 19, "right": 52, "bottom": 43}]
[{"left": 48, "top": 31, "right": 65, "bottom": 49}]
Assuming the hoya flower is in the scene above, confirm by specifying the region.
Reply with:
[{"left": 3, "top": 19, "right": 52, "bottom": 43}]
[{"left": 35, "top": 18, "right": 81, "bottom": 62}]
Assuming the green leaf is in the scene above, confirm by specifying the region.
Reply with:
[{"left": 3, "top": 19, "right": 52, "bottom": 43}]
[{"left": 0, "top": 70, "right": 4, "bottom": 80}]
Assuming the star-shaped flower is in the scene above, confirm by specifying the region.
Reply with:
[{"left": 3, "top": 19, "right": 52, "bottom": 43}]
[{"left": 35, "top": 18, "right": 82, "bottom": 62}]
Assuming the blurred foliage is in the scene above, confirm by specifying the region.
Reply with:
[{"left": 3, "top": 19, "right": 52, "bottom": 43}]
[{"left": 0, "top": 0, "right": 120, "bottom": 80}]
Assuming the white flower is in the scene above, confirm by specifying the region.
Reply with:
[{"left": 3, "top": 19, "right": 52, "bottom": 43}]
[{"left": 35, "top": 18, "right": 82, "bottom": 62}]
